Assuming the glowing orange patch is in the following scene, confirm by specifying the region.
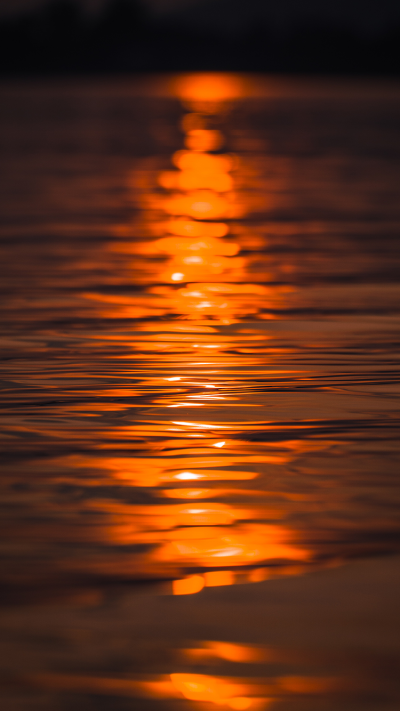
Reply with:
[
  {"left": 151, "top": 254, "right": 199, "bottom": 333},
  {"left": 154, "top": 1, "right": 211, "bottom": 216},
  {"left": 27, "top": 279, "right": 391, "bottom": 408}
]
[
  {"left": 172, "top": 73, "right": 245, "bottom": 103},
  {"left": 167, "top": 218, "right": 228, "bottom": 238},
  {"left": 204, "top": 570, "right": 234, "bottom": 587},
  {"left": 172, "top": 574, "right": 204, "bottom": 596},
  {"left": 205, "top": 641, "right": 269, "bottom": 663},
  {"left": 164, "top": 190, "right": 229, "bottom": 219},
  {"left": 170, "top": 673, "right": 244, "bottom": 703},
  {"left": 185, "top": 129, "right": 224, "bottom": 152}
]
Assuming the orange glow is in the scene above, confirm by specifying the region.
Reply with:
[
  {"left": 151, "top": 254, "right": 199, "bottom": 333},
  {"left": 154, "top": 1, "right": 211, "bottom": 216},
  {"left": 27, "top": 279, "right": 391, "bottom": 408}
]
[
  {"left": 172, "top": 471, "right": 257, "bottom": 482},
  {"left": 184, "top": 128, "right": 224, "bottom": 152},
  {"left": 248, "top": 568, "right": 271, "bottom": 583},
  {"left": 26, "top": 669, "right": 337, "bottom": 706},
  {"left": 204, "top": 570, "right": 234, "bottom": 587},
  {"left": 8, "top": 75, "right": 384, "bottom": 711},
  {"left": 173, "top": 151, "right": 233, "bottom": 173},
  {"left": 205, "top": 642, "right": 272, "bottom": 663},
  {"left": 161, "top": 488, "right": 220, "bottom": 499},
  {"left": 154, "top": 523, "right": 311, "bottom": 568},
  {"left": 170, "top": 673, "right": 245, "bottom": 703},
  {"left": 164, "top": 190, "right": 230, "bottom": 220},
  {"left": 138, "top": 235, "right": 238, "bottom": 257},
  {"left": 68, "top": 74, "right": 325, "bottom": 590},
  {"left": 173, "top": 574, "right": 204, "bottom": 595},
  {"left": 172, "top": 73, "right": 246, "bottom": 104},
  {"left": 167, "top": 218, "right": 228, "bottom": 237},
  {"left": 181, "top": 111, "right": 208, "bottom": 132},
  {"left": 166, "top": 151, "right": 234, "bottom": 191}
]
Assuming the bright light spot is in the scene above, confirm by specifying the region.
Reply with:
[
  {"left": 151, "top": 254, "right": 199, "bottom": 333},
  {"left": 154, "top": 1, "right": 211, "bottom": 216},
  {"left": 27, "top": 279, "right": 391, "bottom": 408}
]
[
  {"left": 170, "top": 671, "right": 246, "bottom": 705},
  {"left": 188, "top": 395, "right": 225, "bottom": 400},
  {"left": 213, "top": 441, "right": 225, "bottom": 448},
  {"left": 172, "top": 421, "right": 228, "bottom": 429},
  {"left": 165, "top": 377, "right": 181, "bottom": 381},
  {"left": 173, "top": 575, "right": 204, "bottom": 596},
  {"left": 172, "top": 272, "right": 184, "bottom": 281},
  {"left": 214, "top": 547, "right": 243, "bottom": 557},
  {"left": 187, "top": 382, "right": 216, "bottom": 388},
  {"left": 167, "top": 403, "right": 203, "bottom": 407},
  {"left": 176, "top": 472, "right": 201, "bottom": 480}
]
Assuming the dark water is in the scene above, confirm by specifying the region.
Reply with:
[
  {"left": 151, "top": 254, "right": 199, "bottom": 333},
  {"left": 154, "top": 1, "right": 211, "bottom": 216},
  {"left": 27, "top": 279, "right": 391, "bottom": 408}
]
[{"left": 1, "top": 74, "right": 400, "bottom": 711}]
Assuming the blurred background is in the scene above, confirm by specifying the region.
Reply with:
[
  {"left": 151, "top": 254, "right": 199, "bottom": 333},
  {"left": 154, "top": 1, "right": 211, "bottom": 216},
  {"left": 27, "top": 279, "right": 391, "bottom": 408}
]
[{"left": 0, "top": 0, "right": 400, "bottom": 74}]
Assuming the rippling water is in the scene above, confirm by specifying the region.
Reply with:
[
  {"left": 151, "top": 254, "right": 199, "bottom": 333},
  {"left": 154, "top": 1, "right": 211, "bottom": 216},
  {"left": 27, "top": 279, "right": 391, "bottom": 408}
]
[{"left": 1, "top": 74, "right": 400, "bottom": 711}]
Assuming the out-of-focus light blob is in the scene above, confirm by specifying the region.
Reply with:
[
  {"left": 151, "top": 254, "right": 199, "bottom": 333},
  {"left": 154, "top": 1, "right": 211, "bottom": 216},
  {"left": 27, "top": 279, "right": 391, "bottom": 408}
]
[
  {"left": 161, "top": 488, "right": 218, "bottom": 499},
  {"left": 193, "top": 199, "right": 216, "bottom": 214},
  {"left": 155, "top": 524, "right": 311, "bottom": 567},
  {"left": 204, "top": 570, "right": 234, "bottom": 587},
  {"left": 213, "top": 441, "right": 226, "bottom": 448},
  {"left": 167, "top": 218, "right": 229, "bottom": 238},
  {"left": 185, "top": 129, "right": 224, "bottom": 152},
  {"left": 170, "top": 673, "right": 244, "bottom": 704},
  {"left": 171, "top": 272, "right": 185, "bottom": 281},
  {"left": 248, "top": 568, "right": 271, "bottom": 583},
  {"left": 173, "top": 574, "right": 204, "bottom": 595},
  {"left": 164, "top": 190, "right": 229, "bottom": 220},
  {"left": 167, "top": 403, "right": 204, "bottom": 407},
  {"left": 174, "top": 151, "right": 233, "bottom": 174},
  {"left": 205, "top": 641, "right": 268, "bottom": 663},
  {"left": 176, "top": 472, "right": 201, "bottom": 480},
  {"left": 170, "top": 151, "right": 234, "bottom": 191},
  {"left": 172, "top": 421, "right": 229, "bottom": 428},
  {"left": 172, "top": 73, "right": 246, "bottom": 104}
]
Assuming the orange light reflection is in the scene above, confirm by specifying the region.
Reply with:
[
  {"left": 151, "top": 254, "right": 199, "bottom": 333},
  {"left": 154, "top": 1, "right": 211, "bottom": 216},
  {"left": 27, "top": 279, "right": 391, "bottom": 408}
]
[{"left": 73, "top": 73, "right": 318, "bottom": 592}]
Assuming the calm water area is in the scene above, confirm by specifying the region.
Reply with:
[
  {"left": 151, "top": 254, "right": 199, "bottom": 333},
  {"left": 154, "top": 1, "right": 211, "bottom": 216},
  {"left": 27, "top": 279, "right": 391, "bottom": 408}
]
[{"left": 0, "top": 74, "right": 400, "bottom": 710}]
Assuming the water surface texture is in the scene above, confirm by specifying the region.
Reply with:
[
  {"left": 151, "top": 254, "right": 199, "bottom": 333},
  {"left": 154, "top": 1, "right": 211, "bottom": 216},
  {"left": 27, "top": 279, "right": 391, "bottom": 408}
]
[{"left": 1, "top": 74, "right": 400, "bottom": 711}]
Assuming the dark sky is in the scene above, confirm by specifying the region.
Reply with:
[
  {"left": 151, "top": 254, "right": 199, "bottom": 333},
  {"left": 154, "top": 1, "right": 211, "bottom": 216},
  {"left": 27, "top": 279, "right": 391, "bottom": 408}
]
[
  {"left": 162, "top": 0, "right": 400, "bottom": 35},
  {"left": 1, "top": 0, "right": 400, "bottom": 37},
  {"left": 0, "top": 0, "right": 197, "bottom": 16}
]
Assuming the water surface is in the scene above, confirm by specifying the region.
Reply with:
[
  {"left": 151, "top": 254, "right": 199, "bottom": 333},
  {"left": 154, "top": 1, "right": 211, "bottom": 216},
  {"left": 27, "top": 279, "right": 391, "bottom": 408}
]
[{"left": 1, "top": 74, "right": 400, "bottom": 711}]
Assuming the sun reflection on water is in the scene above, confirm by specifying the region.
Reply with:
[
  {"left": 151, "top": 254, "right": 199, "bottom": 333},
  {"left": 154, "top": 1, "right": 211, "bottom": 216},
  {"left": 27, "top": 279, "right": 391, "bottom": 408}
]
[
  {"left": 2, "top": 72, "right": 400, "bottom": 711},
  {"left": 53, "top": 73, "right": 400, "bottom": 606},
  {"left": 72, "top": 73, "right": 321, "bottom": 598}
]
